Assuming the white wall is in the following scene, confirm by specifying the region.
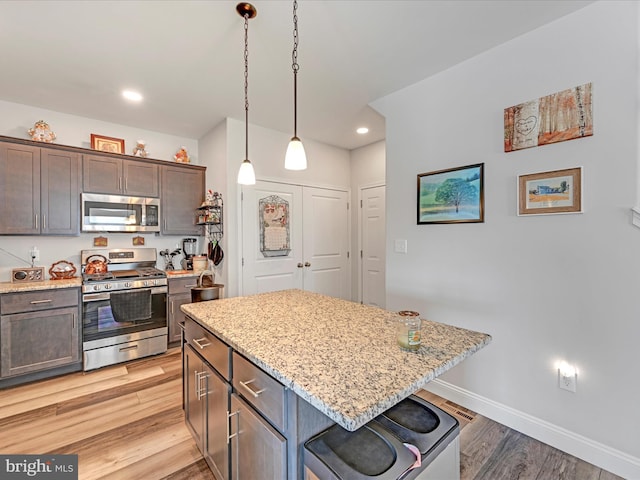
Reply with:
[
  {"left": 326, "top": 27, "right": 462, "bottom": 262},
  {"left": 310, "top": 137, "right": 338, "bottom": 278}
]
[
  {"left": 0, "top": 100, "right": 198, "bottom": 163},
  {"left": 373, "top": 1, "right": 640, "bottom": 477},
  {"left": 350, "top": 140, "right": 386, "bottom": 301},
  {"left": 0, "top": 100, "right": 202, "bottom": 281}
]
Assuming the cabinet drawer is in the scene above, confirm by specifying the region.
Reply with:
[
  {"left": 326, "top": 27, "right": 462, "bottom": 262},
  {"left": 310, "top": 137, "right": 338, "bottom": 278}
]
[
  {"left": 168, "top": 276, "right": 200, "bottom": 295},
  {"left": 185, "top": 319, "right": 230, "bottom": 380},
  {"left": 233, "top": 351, "right": 286, "bottom": 432},
  {"left": 1, "top": 288, "right": 79, "bottom": 315}
]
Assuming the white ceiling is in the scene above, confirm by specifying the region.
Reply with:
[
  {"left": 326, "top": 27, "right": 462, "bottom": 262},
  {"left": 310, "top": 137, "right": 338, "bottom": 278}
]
[{"left": 0, "top": 0, "right": 593, "bottom": 150}]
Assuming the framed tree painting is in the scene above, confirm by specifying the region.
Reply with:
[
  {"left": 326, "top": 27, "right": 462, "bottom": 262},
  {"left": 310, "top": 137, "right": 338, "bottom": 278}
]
[{"left": 417, "top": 163, "right": 484, "bottom": 224}]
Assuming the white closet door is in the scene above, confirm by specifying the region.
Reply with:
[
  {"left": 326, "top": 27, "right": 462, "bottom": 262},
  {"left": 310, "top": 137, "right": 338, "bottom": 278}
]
[
  {"left": 361, "top": 185, "right": 386, "bottom": 307},
  {"left": 241, "top": 181, "right": 303, "bottom": 295},
  {"left": 241, "top": 181, "right": 350, "bottom": 299},
  {"left": 302, "top": 187, "right": 350, "bottom": 300}
]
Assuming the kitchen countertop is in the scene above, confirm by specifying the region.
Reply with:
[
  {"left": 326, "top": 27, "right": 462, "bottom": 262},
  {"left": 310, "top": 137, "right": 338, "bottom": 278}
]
[
  {"left": 166, "top": 270, "right": 204, "bottom": 278},
  {"left": 0, "top": 278, "right": 81, "bottom": 294},
  {"left": 181, "top": 289, "right": 491, "bottom": 431}
]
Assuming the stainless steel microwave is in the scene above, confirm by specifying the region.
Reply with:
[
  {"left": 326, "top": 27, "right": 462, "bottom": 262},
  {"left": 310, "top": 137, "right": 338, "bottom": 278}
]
[{"left": 81, "top": 193, "right": 160, "bottom": 232}]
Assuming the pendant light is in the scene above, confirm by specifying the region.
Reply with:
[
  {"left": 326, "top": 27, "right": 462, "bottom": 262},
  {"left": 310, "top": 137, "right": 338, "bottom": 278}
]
[
  {"left": 284, "top": 0, "right": 307, "bottom": 171},
  {"left": 237, "top": 3, "right": 257, "bottom": 185}
]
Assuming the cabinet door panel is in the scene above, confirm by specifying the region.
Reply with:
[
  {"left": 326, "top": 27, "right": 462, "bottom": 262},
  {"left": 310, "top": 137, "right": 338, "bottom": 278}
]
[
  {"left": 205, "top": 364, "right": 231, "bottom": 480},
  {"left": 231, "top": 394, "right": 286, "bottom": 480},
  {"left": 184, "top": 345, "right": 205, "bottom": 448},
  {"left": 0, "top": 143, "right": 40, "bottom": 234},
  {"left": 0, "top": 306, "right": 79, "bottom": 377},
  {"left": 161, "top": 166, "right": 204, "bottom": 235},
  {"left": 41, "top": 148, "right": 81, "bottom": 235},
  {"left": 168, "top": 293, "right": 191, "bottom": 344},
  {"left": 123, "top": 160, "right": 159, "bottom": 197},
  {"left": 83, "top": 155, "right": 121, "bottom": 194}
]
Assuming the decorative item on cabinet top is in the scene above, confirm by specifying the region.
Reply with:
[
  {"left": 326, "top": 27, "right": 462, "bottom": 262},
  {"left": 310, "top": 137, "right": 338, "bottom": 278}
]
[
  {"left": 91, "top": 134, "right": 125, "bottom": 154},
  {"left": 174, "top": 146, "right": 190, "bottom": 163},
  {"left": 49, "top": 260, "right": 77, "bottom": 280},
  {"left": 132, "top": 140, "right": 148, "bottom": 157},
  {"left": 27, "top": 120, "right": 56, "bottom": 143}
]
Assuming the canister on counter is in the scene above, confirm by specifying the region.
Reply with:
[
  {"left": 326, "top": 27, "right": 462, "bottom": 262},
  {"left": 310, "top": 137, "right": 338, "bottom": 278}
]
[{"left": 397, "top": 310, "right": 421, "bottom": 351}]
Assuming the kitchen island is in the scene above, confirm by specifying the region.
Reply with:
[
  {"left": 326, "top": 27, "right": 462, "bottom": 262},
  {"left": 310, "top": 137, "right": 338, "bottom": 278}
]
[{"left": 181, "top": 289, "right": 491, "bottom": 479}]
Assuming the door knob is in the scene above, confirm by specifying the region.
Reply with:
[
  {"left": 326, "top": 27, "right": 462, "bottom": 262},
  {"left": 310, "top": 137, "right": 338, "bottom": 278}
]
[
  {"left": 297, "top": 263, "right": 304, "bottom": 268},
  {"left": 304, "top": 262, "right": 311, "bottom": 267}
]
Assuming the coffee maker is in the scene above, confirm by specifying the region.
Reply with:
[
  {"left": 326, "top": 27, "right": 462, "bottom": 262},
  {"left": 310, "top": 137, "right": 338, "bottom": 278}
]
[{"left": 181, "top": 238, "right": 198, "bottom": 270}]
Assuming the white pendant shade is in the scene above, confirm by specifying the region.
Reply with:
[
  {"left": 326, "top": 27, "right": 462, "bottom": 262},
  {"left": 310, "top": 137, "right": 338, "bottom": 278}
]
[
  {"left": 237, "top": 159, "right": 256, "bottom": 185},
  {"left": 285, "top": 137, "right": 307, "bottom": 170}
]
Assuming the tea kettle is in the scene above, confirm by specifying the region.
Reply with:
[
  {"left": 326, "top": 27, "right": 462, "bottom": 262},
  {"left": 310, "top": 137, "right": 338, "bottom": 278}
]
[{"left": 84, "top": 254, "right": 109, "bottom": 275}]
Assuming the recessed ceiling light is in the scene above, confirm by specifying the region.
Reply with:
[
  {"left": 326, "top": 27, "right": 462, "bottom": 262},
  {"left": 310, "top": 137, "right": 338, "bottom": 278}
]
[
  {"left": 122, "top": 90, "right": 143, "bottom": 102},
  {"left": 356, "top": 127, "right": 369, "bottom": 134}
]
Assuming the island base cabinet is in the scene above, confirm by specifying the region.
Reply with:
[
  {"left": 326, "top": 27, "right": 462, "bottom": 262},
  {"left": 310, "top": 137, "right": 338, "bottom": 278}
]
[
  {"left": 184, "top": 344, "right": 230, "bottom": 480},
  {"left": 230, "top": 393, "right": 287, "bottom": 480}
]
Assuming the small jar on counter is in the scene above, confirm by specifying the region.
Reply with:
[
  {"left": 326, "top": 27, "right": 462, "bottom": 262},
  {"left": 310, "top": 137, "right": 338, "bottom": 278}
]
[{"left": 397, "top": 311, "right": 421, "bottom": 351}]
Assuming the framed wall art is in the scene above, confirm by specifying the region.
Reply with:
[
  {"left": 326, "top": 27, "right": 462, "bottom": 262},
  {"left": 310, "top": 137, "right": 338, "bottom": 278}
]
[
  {"left": 91, "top": 134, "right": 125, "bottom": 154},
  {"left": 517, "top": 167, "right": 583, "bottom": 216},
  {"left": 259, "top": 195, "right": 291, "bottom": 257},
  {"left": 504, "top": 83, "right": 593, "bottom": 152},
  {"left": 417, "top": 163, "right": 484, "bottom": 224}
]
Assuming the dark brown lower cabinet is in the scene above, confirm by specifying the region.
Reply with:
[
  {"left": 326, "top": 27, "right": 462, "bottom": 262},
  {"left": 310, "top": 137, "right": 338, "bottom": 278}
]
[
  {"left": 184, "top": 344, "right": 231, "bottom": 480},
  {"left": 0, "top": 289, "right": 81, "bottom": 379},
  {"left": 230, "top": 393, "right": 287, "bottom": 480}
]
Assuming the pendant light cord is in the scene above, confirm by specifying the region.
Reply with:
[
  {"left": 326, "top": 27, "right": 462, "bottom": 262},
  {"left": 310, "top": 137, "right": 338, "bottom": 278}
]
[
  {"left": 244, "top": 12, "right": 250, "bottom": 159},
  {"left": 292, "top": 0, "right": 299, "bottom": 138}
]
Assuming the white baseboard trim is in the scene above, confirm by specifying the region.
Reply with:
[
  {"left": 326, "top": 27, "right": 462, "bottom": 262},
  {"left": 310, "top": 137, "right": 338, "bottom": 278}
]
[{"left": 424, "top": 379, "right": 640, "bottom": 480}]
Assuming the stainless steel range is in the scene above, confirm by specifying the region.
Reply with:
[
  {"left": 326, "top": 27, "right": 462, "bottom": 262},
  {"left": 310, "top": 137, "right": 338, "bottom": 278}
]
[{"left": 81, "top": 247, "right": 168, "bottom": 371}]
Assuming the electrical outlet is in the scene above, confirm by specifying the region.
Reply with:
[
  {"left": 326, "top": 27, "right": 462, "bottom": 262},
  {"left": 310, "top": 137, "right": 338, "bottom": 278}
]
[
  {"left": 29, "top": 247, "right": 40, "bottom": 262},
  {"left": 558, "top": 368, "right": 577, "bottom": 393}
]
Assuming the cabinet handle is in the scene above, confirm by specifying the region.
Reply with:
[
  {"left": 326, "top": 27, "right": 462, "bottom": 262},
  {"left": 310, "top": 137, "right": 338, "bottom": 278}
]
[
  {"left": 119, "top": 344, "right": 138, "bottom": 352},
  {"left": 193, "top": 337, "right": 211, "bottom": 349},
  {"left": 72, "top": 313, "right": 76, "bottom": 329},
  {"left": 34, "top": 214, "right": 38, "bottom": 230},
  {"left": 227, "top": 410, "right": 240, "bottom": 444},
  {"left": 197, "top": 372, "right": 210, "bottom": 400},
  {"left": 297, "top": 263, "right": 303, "bottom": 268},
  {"left": 185, "top": 284, "right": 197, "bottom": 288},
  {"left": 119, "top": 177, "right": 123, "bottom": 192},
  {"left": 30, "top": 299, "right": 53, "bottom": 304},
  {"left": 125, "top": 177, "right": 128, "bottom": 191},
  {"left": 238, "top": 378, "right": 265, "bottom": 398},
  {"left": 42, "top": 214, "right": 46, "bottom": 230},
  {"left": 305, "top": 262, "right": 311, "bottom": 267},
  {"left": 194, "top": 371, "right": 201, "bottom": 398}
]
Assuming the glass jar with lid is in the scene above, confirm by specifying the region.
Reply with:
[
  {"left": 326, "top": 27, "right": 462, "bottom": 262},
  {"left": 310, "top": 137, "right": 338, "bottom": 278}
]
[{"left": 396, "top": 310, "right": 421, "bottom": 351}]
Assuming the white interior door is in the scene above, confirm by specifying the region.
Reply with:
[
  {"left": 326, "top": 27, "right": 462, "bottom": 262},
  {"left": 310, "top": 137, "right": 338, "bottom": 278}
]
[
  {"left": 241, "top": 181, "right": 350, "bottom": 299},
  {"left": 361, "top": 185, "right": 386, "bottom": 307},
  {"left": 241, "top": 181, "right": 303, "bottom": 295},
  {"left": 302, "top": 187, "right": 350, "bottom": 300}
]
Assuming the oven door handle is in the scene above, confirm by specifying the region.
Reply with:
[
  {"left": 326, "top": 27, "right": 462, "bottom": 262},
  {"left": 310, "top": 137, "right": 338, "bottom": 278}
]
[
  {"left": 82, "top": 292, "right": 111, "bottom": 302},
  {"left": 83, "top": 286, "right": 167, "bottom": 302}
]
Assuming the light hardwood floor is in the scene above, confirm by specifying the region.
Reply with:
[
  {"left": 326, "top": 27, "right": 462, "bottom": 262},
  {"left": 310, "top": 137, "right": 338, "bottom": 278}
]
[{"left": 0, "top": 349, "right": 623, "bottom": 480}]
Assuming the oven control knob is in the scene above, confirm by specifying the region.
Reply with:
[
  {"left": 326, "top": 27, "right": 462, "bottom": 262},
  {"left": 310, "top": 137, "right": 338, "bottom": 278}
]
[
  {"left": 93, "top": 284, "right": 101, "bottom": 291},
  {"left": 143, "top": 280, "right": 149, "bottom": 287},
  {"left": 104, "top": 284, "right": 112, "bottom": 290},
  {"left": 124, "top": 282, "right": 132, "bottom": 288}
]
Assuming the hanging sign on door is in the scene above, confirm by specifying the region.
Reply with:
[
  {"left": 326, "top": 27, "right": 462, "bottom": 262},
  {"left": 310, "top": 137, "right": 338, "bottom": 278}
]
[{"left": 259, "top": 195, "right": 291, "bottom": 257}]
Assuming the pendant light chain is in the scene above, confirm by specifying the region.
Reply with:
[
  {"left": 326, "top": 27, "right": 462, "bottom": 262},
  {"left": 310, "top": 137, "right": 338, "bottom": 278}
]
[
  {"left": 292, "top": 0, "right": 299, "bottom": 137},
  {"left": 244, "top": 12, "right": 250, "bottom": 159}
]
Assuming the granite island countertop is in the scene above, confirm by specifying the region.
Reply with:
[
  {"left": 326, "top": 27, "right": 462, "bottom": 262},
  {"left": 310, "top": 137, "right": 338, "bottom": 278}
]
[{"left": 181, "top": 289, "right": 491, "bottom": 431}]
